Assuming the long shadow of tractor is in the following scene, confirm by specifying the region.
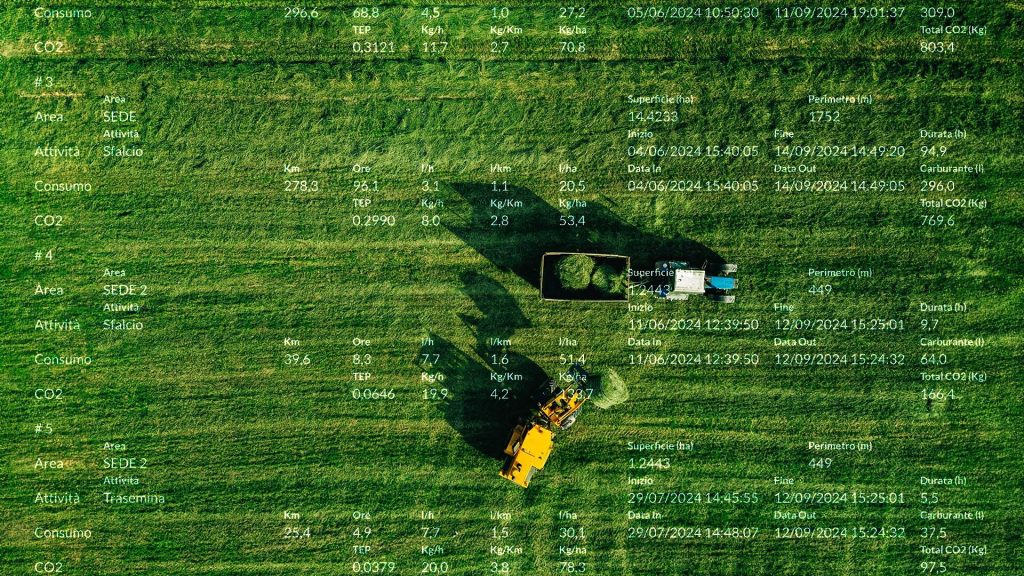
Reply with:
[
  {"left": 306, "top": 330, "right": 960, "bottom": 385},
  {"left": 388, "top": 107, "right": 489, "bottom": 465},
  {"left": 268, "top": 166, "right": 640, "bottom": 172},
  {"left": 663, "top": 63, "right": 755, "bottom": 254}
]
[
  {"left": 445, "top": 182, "right": 727, "bottom": 298},
  {"left": 418, "top": 272, "right": 544, "bottom": 459}
]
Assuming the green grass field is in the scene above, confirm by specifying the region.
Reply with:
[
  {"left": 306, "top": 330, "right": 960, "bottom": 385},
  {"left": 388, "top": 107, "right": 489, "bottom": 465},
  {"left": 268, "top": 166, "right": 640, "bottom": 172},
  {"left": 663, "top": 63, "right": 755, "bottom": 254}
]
[{"left": 2, "top": 2, "right": 1023, "bottom": 574}]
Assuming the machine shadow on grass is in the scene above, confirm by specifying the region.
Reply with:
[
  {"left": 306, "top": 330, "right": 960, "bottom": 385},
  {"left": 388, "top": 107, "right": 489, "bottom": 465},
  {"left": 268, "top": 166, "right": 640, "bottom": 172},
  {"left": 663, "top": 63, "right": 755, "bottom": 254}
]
[
  {"left": 418, "top": 272, "right": 543, "bottom": 459},
  {"left": 446, "top": 182, "right": 724, "bottom": 289}
]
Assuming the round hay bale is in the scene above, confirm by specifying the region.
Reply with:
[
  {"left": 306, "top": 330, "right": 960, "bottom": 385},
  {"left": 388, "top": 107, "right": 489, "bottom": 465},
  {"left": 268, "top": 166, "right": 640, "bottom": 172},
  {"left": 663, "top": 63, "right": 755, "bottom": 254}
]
[
  {"left": 591, "top": 263, "right": 626, "bottom": 295},
  {"left": 557, "top": 254, "right": 596, "bottom": 290},
  {"left": 591, "top": 369, "right": 629, "bottom": 409}
]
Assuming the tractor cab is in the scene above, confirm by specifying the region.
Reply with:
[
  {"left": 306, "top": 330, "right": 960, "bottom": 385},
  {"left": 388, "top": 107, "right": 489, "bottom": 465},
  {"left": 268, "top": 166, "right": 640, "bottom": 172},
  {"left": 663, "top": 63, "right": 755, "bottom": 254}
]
[{"left": 652, "top": 261, "right": 739, "bottom": 303}]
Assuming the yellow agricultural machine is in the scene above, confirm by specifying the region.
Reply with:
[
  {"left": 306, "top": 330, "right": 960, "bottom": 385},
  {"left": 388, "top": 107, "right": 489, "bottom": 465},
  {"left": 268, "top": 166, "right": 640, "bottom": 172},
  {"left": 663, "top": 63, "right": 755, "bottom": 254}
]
[{"left": 499, "top": 365, "right": 588, "bottom": 488}]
